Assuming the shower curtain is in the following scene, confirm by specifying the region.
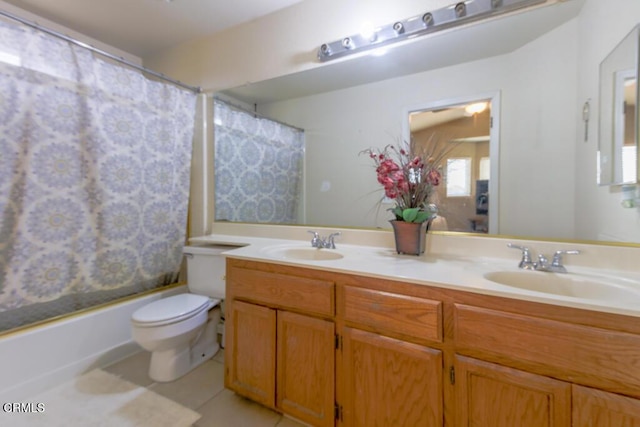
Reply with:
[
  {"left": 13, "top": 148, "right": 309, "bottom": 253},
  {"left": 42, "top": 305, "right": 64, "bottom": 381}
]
[
  {"left": 213, "top": 99, "right": 304, "bottom": 223},
  {"left": 0, "top": 20, "right": 197, "bottom": 332}
]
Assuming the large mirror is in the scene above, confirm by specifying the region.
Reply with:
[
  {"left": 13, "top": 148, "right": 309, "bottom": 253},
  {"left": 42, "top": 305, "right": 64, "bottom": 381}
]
[
  {"left": 599, "top": 24, "right": 639, "bottom": 186},
  {"left": 215, "top": 0, "right": 640, "bottom": 245}
]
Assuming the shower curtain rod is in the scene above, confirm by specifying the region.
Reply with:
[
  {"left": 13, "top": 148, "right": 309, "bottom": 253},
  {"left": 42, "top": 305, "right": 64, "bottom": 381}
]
[
  {"left": 0, "top": 8, "right": 201, "bottom": 93},
  {"left": 213, "top": 96, "right": 305, "bottom": 132}
]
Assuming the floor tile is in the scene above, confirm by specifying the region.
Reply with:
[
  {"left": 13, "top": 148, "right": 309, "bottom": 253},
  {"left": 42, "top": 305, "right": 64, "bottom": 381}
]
[
  {"left": 150, "top": 358, "right": 226, "bottom": 410},
  {"left": 276, "top": 415, "right": 309, "bottom": 427},
  {"left": 213, "top": 348, "right": 225, "bottom": 364},
  {"left": 194, "top": 389, "right": 281, "bottom": 427},
  {"left": 103, "top": 350, "right": 154, "bottom": 387}
]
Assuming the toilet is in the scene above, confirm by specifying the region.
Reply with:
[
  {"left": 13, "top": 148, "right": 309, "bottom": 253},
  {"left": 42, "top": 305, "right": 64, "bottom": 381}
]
[{"left": 131, "top": 245, "right": 227, "bottom": 382}]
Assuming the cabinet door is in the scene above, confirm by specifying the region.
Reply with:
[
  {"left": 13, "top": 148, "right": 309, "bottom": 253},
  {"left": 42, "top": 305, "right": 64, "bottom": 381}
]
[
  {"left": 225, "top": 300, "right": 276, "bottom": 408},
  {"left": 454, "top": 355, "right": 571, "bottom": 427},
  {"left": 573, "top": 384, "right": 640, "bottom": 426},
  {"left": 341, "top": 326, "right": 443, "bottom": 427},
  {"left": 277, "top": 311, "right": 335, "bottom": 427}
]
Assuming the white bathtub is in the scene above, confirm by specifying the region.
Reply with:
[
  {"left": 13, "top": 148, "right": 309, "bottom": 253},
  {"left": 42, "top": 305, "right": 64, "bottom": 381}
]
[{"left": 0, "top": 285, "right": 186, "bottom": 401}]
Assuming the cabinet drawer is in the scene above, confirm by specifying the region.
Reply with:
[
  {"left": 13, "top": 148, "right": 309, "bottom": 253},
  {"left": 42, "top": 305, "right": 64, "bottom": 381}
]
[
  {"left": 229, "top": 267, "right": 334, "bottom": 317},
  {"left": 454, "top": 304, "right": 640, "bottom": 397},
  {"left": 342, "top": 285, "right": 442, "bottom": 343}
]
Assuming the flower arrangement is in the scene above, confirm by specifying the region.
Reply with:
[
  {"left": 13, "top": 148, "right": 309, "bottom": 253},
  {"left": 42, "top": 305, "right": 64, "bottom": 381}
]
[{"left": 361, "top": 138, "right": 448, "bottom": 223}]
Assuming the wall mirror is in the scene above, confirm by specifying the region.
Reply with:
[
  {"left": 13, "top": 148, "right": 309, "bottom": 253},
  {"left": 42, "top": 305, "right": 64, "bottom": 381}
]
[
  {"left": 214, "top": 0, "right": 640, "bottom": 245},
  {"left": 598, "top": 24, "right": 639, "bottom": 186}
]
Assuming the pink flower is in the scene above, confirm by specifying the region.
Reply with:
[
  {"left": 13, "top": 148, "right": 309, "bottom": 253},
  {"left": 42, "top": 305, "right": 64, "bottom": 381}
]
[
  {"left": 426, "top": 169, "right": 441, "bottom": 186},
  {"left": 361, "top": 140, "right": 446, "bottom": 219},
  {"left": 385, "top": 188, "right": 398, "bottom": 199}
]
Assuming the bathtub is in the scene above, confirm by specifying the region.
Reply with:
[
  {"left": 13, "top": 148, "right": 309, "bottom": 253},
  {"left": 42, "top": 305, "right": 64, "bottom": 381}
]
[{"left": 0, "top": 285, "right": 186, "bottom": 401}]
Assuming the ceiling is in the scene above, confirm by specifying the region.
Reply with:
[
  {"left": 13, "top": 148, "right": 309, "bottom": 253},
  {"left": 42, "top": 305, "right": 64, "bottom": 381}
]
[{"left": 0, "top": 0, "right": 305, "bottom": 58}]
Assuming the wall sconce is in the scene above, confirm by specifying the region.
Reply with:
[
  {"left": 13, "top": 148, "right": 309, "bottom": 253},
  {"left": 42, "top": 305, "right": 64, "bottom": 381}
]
[{"left": 317, "top": 0, "right": 545, "bottom": 62}]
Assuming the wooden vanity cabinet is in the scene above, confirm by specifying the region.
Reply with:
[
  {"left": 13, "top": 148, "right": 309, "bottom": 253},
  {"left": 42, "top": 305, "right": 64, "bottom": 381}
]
[
  {"left": 337, "top": 284, "right": 444, "bottom": 427},
  {"left": 452, "top": 299, "right": 640, "bottom": 427},
  {"left": 454, "top": 355, "right": 571, "bottom": 427},
  {"left": 573, "top": 385, "right": 640, "bottom": 426},
  {"left": 226, "top": 257, "right": 640, "bottom": 427},
  {"left": 226, "top": 299, "right": 276, "bottom": 407},
  {"left": 277, "top": 310, "right": 335, "bottom": 425},
  {"left": 225, "top": 259, "right": 336, "bottom": 427}
]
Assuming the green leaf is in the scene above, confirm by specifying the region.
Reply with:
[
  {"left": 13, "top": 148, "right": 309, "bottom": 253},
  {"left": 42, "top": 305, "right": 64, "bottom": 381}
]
[
  {"left": 401, "top": 208, "right": 420, "bottom": 222},
  {"left": 413, "top": 211, "right": 431, "bottom": 223},
  {"left": 390, "top": 206, "right": 404, "bottom": 220},
  {"left": 399, "top": 207, "right": 431, "bottom": 223}
]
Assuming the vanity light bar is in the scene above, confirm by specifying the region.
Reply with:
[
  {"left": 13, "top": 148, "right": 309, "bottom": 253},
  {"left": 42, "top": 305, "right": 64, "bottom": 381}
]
[{"left": 317, "top": 0, "right": 546, "bottom": 62}]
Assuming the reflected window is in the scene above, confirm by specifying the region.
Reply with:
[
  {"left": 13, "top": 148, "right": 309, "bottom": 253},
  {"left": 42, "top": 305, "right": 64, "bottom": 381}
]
[
  {"left": 446, "top": 157, "right": 471, "bottom": 197},
  {"left": 479, "top": 157, "right": 490, "bottom": 181},
  {"left": 623, "top": 145, "right": 637, "bottom": 183}
]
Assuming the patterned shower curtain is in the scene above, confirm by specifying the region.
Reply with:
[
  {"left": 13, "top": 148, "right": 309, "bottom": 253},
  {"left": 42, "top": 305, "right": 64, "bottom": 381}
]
[
  {"left": 213, "top": 99, "right": 304, "bottom": 223},
  {"left": 0, "top": 20, "right": 197, "bottom": 331}
]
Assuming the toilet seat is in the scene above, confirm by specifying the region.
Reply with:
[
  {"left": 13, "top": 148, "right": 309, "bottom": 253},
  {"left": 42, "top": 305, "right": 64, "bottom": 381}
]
[{"left": 132, "top": 294, "right": 218, "bottom": 327}]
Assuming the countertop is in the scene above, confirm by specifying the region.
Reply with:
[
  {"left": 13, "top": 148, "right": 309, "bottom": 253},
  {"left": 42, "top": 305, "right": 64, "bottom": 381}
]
[{"left": 190, "top": 233, "right": 640, "bottom": 318}]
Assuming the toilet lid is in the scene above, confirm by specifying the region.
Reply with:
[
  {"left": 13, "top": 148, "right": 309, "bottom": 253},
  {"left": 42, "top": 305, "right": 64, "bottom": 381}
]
[{"left": 132, "top": 294, "right": 211, "bottom": 326}]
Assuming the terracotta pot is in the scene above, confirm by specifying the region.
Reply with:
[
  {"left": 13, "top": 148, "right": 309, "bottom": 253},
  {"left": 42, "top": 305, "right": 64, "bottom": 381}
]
[{"left": 390, "top": 220, "right": 428, "bottom": 255}]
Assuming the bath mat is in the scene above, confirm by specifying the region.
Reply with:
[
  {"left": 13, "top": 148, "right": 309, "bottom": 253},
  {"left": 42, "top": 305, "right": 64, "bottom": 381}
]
[{"left": 1, "top": 369, "right": 201, "bottom": 427}]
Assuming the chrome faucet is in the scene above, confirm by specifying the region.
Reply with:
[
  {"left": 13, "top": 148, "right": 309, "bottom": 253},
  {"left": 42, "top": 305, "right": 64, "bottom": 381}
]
[
  {"left": 507, "top": 243, "right": 536, "bottom": 270},
  {"left": 536, "top": 250, "right": 580, "bottom": 273},
  {"left": 308, "top": 231, "right": 322, "bottom": 248},
  {"left": 507, "top": 244, "right": 580, "bottom": 273},
  {"left": 308, "top": 231, "right": 341, "bottom": 249}
]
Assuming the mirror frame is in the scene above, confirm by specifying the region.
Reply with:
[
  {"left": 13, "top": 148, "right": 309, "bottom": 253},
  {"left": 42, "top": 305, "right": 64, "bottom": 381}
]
[{"left": 598, "top": 24, "right": 640, "bottom": 186}]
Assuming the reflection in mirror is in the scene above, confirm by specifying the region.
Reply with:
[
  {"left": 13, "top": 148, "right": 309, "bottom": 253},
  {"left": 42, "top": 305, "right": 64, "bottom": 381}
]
[
  {"left": 214, "top": 0, "right": 640, "bottom": 245},
  {"left": 213, "top": 98, "right": 305, "bottom": 223},
  {"left": 598, "top": 25, "right": 639, "bottom": 186},
  {"left": 406, "top": 96, "right": 496, "bottom": 234},
  {"left": 618, "top": 73, "right": 637, "bottom": 182}
]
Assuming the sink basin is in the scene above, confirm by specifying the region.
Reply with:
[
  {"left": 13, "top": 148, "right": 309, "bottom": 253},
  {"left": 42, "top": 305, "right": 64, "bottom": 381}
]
[
  {"left": 484, "top": 271, "right": 640, "bottom": 301},
  {"left": 262, "top": 245, "right": 344, "bottom": 261}
]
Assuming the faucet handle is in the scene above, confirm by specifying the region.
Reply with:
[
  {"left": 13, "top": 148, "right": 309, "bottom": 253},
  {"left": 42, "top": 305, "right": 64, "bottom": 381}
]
[
  {"left": 307, "top": 230, "right": 321, "bottom": 247},
  {"left": 325, "top": 232, "right": 341, "bottom": 249},
  {"left": 507, "top": 243, "right": 536, "bottom": 270},
  {"left": 551, "top": 250, "right": 580, "bottom": 268}
]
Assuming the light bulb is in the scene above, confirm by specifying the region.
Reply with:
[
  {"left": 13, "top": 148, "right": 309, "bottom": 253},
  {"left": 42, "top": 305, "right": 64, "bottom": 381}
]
[{"left": 465, "top": 102, "right": 488, "bottom": 115}]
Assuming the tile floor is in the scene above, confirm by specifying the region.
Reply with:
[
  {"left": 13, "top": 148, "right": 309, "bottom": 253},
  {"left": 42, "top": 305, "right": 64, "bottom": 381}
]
[{"left": 103, "top": 349, "right": 307, "bottom": 427}]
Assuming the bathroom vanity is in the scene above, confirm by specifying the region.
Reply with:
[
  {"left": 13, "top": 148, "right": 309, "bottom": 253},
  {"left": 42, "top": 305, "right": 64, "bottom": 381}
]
[{"left": 220, "top": 243, "right": 640, "bottom": 427}]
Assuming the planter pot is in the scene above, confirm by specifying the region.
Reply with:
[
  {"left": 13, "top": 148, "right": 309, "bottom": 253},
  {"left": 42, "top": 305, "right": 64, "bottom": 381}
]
[{"left": 390, "top": 220, "right": 428, "bottom": 255}]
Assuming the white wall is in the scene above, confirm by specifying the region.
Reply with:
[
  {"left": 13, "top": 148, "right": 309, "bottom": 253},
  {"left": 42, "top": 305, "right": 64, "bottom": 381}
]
[
  {"left": 575, "top": 0, "right": 640, "bottom": 242},
  {"left": 0, "top": 0, "right": 141, "bottom": 65},
  {"left": 499, "top": 18, "right": 578, "bottom": 238}
]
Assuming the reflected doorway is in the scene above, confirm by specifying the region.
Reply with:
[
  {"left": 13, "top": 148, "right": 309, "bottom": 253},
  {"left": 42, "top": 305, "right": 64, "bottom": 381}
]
[{"left": 406, "top": 94, "right": 499, "bottom": 234}]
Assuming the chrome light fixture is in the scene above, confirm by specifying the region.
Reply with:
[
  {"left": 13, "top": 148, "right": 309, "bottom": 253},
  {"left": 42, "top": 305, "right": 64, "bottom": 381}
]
[{"left": 317, "top": 0, "right": 545, "bottom": 62}]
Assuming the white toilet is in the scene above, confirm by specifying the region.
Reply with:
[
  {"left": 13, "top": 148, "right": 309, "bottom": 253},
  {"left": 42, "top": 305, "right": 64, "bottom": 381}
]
[{"left": 131, "top": 245, "right": 227, "bottom": 382}]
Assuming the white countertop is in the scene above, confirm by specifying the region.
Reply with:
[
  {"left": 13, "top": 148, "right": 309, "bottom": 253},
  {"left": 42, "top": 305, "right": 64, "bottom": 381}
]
[{"left": 190, "top": 233, "right": 640, "bottom": 318}]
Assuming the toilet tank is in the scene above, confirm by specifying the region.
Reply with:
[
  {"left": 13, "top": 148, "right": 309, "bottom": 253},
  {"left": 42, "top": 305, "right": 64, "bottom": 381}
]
[{"left": 183, "top": 245, "right": 230, "bottom": 299}]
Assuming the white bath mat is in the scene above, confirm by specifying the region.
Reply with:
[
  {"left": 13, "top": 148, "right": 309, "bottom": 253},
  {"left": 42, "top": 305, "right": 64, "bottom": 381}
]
[{"left": 1, "top": 369, "right": 201, "bottom": 427}]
